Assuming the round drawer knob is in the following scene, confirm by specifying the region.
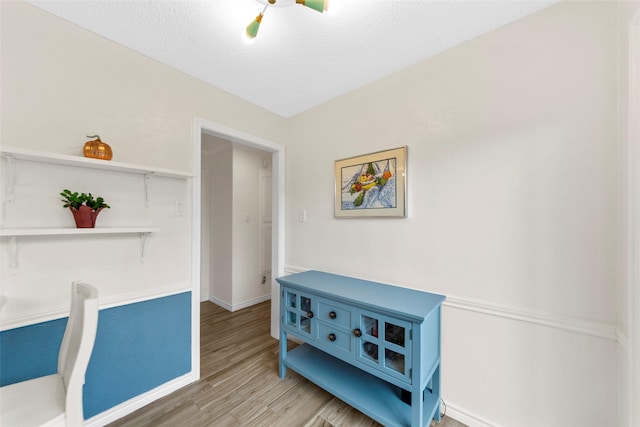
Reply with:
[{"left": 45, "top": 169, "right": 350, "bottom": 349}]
[
  {"left": 329, "top": 311, "right": 337, "bottom": 319},
  {"left": 353, "top": 328, "right": 362, "bottom": 337},
  {"left": 329, "top": 333, "right": 336, "bottom": 342},
  {"left": 306, "top": 311, "right": 314, "bottom": 318}
]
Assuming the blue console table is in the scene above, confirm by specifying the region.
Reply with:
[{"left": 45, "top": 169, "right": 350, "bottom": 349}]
[{"left": 276, "top": 270, "right": 445, "bottom": 427}]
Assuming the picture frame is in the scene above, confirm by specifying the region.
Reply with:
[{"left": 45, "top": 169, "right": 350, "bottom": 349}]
[{"left": 334, "top": 146, "right": 407, "bottom": 218}]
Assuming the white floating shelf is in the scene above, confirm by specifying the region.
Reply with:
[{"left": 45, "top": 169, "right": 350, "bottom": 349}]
[
  {"left": 0, "top": 146, "right": 192, "bottom": 179},
  {"left": 1, "top": 227, "right": 159, "bottom": 271},
  {"left": 0, "top": 227, "right": 159, "bottom": 237}
]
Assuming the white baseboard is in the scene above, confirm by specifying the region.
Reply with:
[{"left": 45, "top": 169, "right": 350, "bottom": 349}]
[
  {"left": 84, "top": 371, "right": 198, "bottom": 427},
  {"left": 208, "top": 294, "right": 271, "bottom": 312},
  {"left": 208, "top": 296, "right": 233, "bottom": 311},
  {"left": 445, "top": 401, "right": 501, "bottom": 427}
]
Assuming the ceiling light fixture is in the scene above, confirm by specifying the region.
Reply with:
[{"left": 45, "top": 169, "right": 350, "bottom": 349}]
[{"left": 244, "top": 0, "right": 328, "bottom": 41}]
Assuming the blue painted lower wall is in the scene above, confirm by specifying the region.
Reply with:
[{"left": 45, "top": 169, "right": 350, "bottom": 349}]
[
  {"left": 0, "top": 291, "right": 192, "bottom": 419},
  {"left": 0, "top": 317, "right": 68, "bottom": 385}
]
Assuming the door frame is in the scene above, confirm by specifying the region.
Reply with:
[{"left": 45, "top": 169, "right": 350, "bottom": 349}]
[
  {"left": 626, "top": 5, "right": 640, "bottom": 425},
  {"left": 618, "top": 5, "right": 640, "bottom": 425},
  {"left": 191, "top": 117, "right": 286, "bottom": 378}
]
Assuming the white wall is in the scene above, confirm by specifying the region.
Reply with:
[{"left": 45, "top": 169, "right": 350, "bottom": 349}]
[
  {"left": 0, "top": 159, "right": 191, "bottom": 325},
  {"left": 0, "top": 1, "right": 286, "bottom": 311},
  {"left": 285, "top": 2, "right": 623, "bottom": 426},
  {"left": 0, "top": 0, "right": 285, "bottom": 360},
  {"left": 205, "top": 138, "right": 234, "bottom": 306},
  {"left": 0, "top": 1, "right": 286, "bottom": 173}
]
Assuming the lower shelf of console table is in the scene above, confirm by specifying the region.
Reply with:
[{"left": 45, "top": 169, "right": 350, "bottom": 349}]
[{"left": 283, "top": 344, "right": 440, "bottom": 427}]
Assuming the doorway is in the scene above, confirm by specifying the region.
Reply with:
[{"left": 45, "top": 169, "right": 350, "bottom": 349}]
[
  {"left": 190, "top": 117, "right": 285, "bottom": 378},
  {"left": 200, "top": 135, "right": 273, "bottom": 310}
]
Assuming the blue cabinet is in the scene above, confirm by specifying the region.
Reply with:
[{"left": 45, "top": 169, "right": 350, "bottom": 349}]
[{"left": 277, "top": 270, "right": 445, "bottom": 427}]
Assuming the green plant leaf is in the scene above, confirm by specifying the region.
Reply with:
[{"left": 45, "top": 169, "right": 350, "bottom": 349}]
[{"left": 60, "top": 189, "right": 110, "bottom": 210}]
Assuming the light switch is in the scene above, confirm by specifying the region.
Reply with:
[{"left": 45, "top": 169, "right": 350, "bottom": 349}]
[
  {"left": 299, "top": 209, "right": 307, "bottom": 222},
  {"left": 174, "top": 201, "right": 185, "bottom": 216}
]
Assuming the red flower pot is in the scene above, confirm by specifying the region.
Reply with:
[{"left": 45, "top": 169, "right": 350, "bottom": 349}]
[{"left": 70, "top": 206, "right": 104, "bottom": 228}]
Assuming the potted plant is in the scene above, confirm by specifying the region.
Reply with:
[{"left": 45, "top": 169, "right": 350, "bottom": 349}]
[{"left": 60, "top": 189, "right": 110, "bottom": 228}]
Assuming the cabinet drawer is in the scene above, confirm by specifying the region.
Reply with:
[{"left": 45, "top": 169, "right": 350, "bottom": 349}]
[
  {"left": 317, "top": 300, "right": 351, "bottom": 330},
  {"left": 317, "top": 323, "right": 351, "bottom": 354}
]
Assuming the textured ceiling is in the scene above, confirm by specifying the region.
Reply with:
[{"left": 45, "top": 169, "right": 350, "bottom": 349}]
[{"left": 26, "top": 0, "right": 557, "bottom": 118}]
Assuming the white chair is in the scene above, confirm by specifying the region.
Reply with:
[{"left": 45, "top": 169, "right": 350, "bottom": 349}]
[{"left": 0, "top": 282, "right": 99, "bottom": 427}]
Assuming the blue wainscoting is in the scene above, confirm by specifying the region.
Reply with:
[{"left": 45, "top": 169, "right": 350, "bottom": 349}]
[
  {"left": 0, "top": 317, "right": 68, "bottom": 385},
  {"left": 0, "top": 291, "right": 192, "bottom": 419}
]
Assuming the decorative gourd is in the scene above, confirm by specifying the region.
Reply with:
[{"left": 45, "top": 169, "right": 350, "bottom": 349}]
[{"left": 83, "top": 135, "right": 113, "bottom": 160}]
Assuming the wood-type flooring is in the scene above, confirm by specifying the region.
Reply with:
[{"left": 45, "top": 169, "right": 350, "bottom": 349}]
[{"left": 107, "top": 300, "right": 466, "bottom": 427}]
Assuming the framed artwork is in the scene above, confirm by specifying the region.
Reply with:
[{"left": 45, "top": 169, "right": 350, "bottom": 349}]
[{"left": 334, "top": 146, "right": 407, "bottom": 218}]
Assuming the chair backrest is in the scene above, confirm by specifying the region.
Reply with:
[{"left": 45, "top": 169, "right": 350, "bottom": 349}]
[{"left": 57, "top": 281, "right": 99, "bottom": 427}]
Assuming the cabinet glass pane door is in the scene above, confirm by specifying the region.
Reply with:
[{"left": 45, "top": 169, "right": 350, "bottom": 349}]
[
  {"left": 286, "top": 291, "right": 297, "bottom": 327},
  {"left": 361, "top": 315, "right": 379, "bottom": 362},
  {"left": 356, "top": 311, "right": 411, "bottom": 383},
  {"left": 283, "top": 289, "right": 314, "bottom": 339},
  {"left": 384, "top": 322, "right": 405, "bottom": 374},
  {"left": 300, "top": 296, "right": 312, "bottom": 334}
]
